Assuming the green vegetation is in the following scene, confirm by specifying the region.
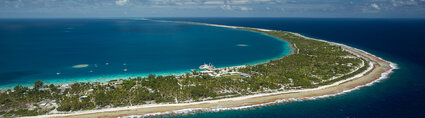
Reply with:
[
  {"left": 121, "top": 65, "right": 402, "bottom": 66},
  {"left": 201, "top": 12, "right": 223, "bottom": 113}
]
[{"left": 0, "top": 29, "right": 368, "bottom": 117}]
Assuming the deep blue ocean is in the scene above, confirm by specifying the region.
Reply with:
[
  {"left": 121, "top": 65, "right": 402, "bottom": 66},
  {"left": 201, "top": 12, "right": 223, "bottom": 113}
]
[
  {"left": 150, "top": 18, "right": 425, "bottom": 118},
  {"left": 0, "top": 19, "right": 290, "bottom": 89}
]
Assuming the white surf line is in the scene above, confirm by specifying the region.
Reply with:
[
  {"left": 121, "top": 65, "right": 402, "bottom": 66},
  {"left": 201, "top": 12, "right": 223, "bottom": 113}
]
[{"left": 126, "top": 62, "right": 397, "bottom": 118}]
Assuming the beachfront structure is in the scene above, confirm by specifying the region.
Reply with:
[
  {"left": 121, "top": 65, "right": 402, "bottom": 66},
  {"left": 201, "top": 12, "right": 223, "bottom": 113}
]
[
  {"left": 200, "top": 70, "right": 251, "bottom": 78},
  {"left": 199, "top": 63, "right": 215, "bottom": 70},
  {"left": 59, "top": 84, "right": 71, "bottom": 90}
]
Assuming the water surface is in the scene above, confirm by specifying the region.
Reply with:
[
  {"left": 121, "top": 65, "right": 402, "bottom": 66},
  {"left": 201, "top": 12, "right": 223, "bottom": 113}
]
[{"left": 0, "top": 19, "right": 290, "bottom": 89}]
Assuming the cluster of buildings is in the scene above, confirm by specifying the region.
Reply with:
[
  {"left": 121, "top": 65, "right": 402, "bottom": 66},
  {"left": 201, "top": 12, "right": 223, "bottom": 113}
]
[{"left": 198, "top": 63, "right": 251, "bottom": 78}]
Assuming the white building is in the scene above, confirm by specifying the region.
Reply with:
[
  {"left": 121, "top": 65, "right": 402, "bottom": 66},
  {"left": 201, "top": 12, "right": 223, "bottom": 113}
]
[{"left": 199, "top": 63, "right": 215, "bottom": 70}]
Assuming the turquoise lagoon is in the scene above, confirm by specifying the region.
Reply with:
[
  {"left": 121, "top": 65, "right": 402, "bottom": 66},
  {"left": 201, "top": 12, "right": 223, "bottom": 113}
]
[{"left": 0, "top": 19, "right": 291, "bottom": 89}]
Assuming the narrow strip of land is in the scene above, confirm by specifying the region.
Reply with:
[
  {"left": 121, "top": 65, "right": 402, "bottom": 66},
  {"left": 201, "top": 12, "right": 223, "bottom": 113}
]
[{"left": 28, "top": 21, "right": 395, "bottom": 118}]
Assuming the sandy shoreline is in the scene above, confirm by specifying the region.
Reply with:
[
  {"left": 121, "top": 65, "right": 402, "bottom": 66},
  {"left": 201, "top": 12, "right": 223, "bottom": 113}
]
[{"left": 26, "top": 22, "right": 396, "bottom": 118}]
